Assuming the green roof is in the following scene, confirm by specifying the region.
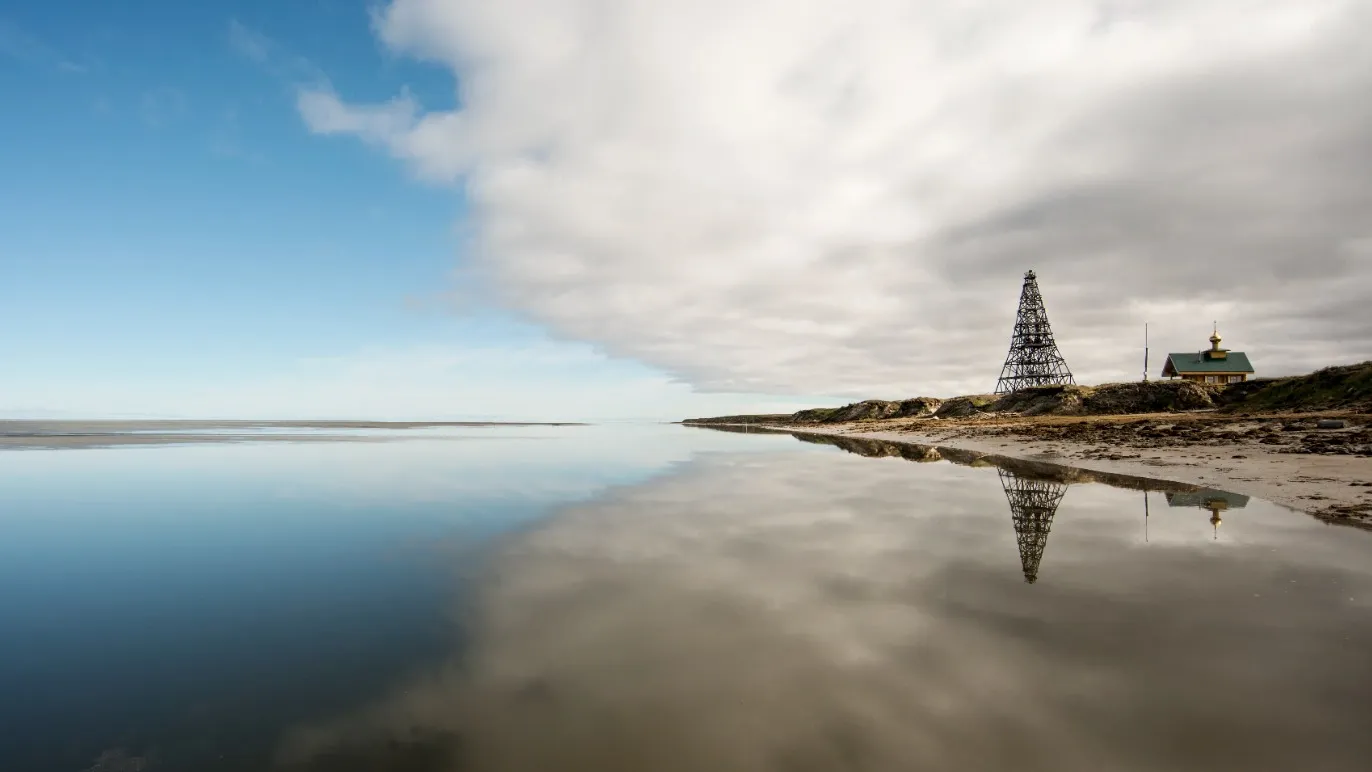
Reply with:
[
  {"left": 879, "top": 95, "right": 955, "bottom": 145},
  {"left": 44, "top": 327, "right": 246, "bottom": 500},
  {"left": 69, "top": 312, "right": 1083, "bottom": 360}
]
[
  {"left": 1165, "top": 490, "right": 1250, "bottom": 509},
  {"left": 1163, "top": 351, "right": 1253, "bottom": 375}
]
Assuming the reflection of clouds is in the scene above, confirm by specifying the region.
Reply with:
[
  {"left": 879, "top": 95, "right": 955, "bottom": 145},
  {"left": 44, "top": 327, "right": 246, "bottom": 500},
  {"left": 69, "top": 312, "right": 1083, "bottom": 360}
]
[
  {"left": 279, "top": 451, "right": 1372, "bottom": 771},
  {"left": 0, "top": 426, "right": 805, "bottom": 511},
  {"left": 256, "top": 426, "right": 807, "bottom": 506}
]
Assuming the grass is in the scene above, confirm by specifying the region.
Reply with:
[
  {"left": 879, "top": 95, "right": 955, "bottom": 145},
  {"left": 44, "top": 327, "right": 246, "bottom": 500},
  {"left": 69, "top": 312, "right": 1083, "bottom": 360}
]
[{"left": 1224, "top": 362, "right": 1372, "bottom": 413}]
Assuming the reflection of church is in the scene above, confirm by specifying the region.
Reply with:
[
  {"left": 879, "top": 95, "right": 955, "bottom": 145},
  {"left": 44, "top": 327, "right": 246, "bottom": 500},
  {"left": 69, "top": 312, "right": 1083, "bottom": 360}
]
[
  {"left": 792, "top": 429, "right": 1255, "bottom": 582},
  {"left": 998, "top": 470, "right": 1253, "bottom": 584},
  {"left": 1164, "top": 489, "right": 1250, "bottom": 539}
]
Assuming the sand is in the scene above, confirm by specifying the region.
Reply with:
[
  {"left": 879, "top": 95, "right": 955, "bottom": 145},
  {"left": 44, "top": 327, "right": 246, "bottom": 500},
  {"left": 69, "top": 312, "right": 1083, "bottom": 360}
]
[
  {"left": 755, "top": 414, "right": 1372, "bottom": 525},
  {"left": 0, "top": 420, "right": 583, "bottom": 450}
]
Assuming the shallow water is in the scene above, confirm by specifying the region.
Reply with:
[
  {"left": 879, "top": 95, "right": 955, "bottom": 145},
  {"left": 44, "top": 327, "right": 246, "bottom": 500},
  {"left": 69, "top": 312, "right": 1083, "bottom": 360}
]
[{"left": 2, "top": 424, "right": 1369, "bottom": 771}]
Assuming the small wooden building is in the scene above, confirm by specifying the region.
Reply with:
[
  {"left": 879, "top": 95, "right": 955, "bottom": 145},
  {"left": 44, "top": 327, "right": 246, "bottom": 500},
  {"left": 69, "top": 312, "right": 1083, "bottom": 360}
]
[{"left": 1162, "top": 328, "right": 1254, "bottom": 384}]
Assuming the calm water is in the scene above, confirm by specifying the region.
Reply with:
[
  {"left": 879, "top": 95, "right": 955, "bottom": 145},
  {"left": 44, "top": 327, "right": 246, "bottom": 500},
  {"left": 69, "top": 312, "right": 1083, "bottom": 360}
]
[{"left": 2, "top": 424, "right": 1369, "bottom": 771}]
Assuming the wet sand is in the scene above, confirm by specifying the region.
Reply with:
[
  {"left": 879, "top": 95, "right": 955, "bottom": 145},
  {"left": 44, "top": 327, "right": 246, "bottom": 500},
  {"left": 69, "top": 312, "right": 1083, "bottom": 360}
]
[
  {"left": 0, "top": 420, "right": 585, "bottom": 450},
  {"left": 725, "top": 414, "right": 1372, "bottom": 526}
]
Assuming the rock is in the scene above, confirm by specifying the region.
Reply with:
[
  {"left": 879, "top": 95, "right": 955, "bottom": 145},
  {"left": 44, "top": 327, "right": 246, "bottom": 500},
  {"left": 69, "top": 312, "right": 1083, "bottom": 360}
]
[
  {"left": 792, "top": 397, "right": 943, "bottom": 424},
  {"left": 993, "top": 385, "right": 1089, "bottom": 416},
  {"left": 1082, "top": 380, "right": 1220, "bottom": 414},
  {"left": 1317, "top": 419, "right": 1348, "bottom": 429},
  {"left": 975, "top": 381, "right": 1222, "bottom": 418},
  {"left": 933, "top": 395, "right": 999, "bottom": 419}
]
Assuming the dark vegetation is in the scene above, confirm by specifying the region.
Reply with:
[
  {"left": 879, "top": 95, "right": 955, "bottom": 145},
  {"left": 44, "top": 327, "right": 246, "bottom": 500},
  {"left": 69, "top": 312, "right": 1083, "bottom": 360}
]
[
  {"left": 1219, "top": 361, "right": 1372, "bottom": 413},
  {"left": 977, "top": 416, "right": 1372, "bottom": 458}
]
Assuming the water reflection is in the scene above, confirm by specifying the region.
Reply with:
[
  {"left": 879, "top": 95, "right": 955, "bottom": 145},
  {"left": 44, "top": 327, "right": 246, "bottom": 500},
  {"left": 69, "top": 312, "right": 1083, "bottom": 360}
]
[
  {"left": 786, "top": 431, "right": 1252, "bottom": 583},
  {"left": 786, "top": 431, "right": 1204, "bottom": 494},
  {"left": 1166, "top": 489, "right": 1250, "bottom": 539},
  {"left": 1, "top": 426, "right": 805, "bottom": 772},
  {"left": 279, "top": 431, "right": 1372, "bottom": 772},
  {"left": 999, "top": 469, "right": 1065, "bottom": 584}
]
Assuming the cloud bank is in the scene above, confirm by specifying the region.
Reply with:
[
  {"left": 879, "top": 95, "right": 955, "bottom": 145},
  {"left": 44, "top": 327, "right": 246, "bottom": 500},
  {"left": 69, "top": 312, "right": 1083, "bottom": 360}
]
[{"left": 301, "top": 0, "right": 1372, "bottom": 397}]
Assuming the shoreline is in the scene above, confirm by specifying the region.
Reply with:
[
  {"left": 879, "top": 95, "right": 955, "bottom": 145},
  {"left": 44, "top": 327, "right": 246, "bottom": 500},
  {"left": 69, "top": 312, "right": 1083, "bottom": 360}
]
[
  {"left": 690, "top": 416, "right": 1372, "bottom": 527},
  {"left": 0, "top": 419, "right": 586, "bottom": 431},
  {"left": 0, "top": 419, "right": 588, "bottom": 450}
]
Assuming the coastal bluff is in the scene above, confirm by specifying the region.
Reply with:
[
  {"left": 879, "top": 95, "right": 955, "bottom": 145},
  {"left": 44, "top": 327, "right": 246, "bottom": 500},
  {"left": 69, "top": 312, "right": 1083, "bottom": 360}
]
[{"left": 683, "top": 362, "right": 1372, "bottom": 426}]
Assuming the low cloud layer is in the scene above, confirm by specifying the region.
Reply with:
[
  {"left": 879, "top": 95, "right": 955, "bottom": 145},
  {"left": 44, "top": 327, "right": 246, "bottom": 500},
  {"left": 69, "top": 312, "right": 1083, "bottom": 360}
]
[{"left": 302, "top": 1, "right": 1372, "bottom": 397}]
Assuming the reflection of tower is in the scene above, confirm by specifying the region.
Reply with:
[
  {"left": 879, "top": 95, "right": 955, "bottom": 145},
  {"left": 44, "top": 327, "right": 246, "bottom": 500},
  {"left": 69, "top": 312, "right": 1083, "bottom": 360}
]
[
  {"left": 995, "top": 270, "right": 1075, "bottom": 394},
  {"left": 998, "top": 469, "right": 1068, "bottom": 584}
]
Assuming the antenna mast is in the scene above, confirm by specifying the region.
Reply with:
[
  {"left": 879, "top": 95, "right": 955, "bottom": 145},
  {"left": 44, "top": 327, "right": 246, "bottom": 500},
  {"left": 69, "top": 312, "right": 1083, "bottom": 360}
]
[{"left": 1143, "top": 322, "right": 1149, "bottom": 382}]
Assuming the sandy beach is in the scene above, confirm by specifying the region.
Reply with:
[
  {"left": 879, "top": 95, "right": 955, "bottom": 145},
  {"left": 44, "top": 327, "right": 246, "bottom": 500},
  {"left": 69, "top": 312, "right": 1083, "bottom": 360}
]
[{"left": 721, "top": 414, "right": 1372, "bottom": 527}]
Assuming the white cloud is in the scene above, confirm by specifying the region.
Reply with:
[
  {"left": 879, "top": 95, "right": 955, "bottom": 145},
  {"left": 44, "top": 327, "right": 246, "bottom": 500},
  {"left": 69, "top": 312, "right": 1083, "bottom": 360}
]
[
  {"left": 227, "top": 18, "right": 272, "bottom": 64},
  {"left": 300, "top": 0, "right": 1372, "bottom": 398},
  {"left": 227, "top": 19, "right": 328, "bottom": 86},
  {"left": 0, "top": 339, "right": 830, "bottom": 421},
  {"left": 297, "top": 88, "right": 419, "bottom": 145},
  {"left": 0, "top": 17, "right": 85, "bottom": 72}
]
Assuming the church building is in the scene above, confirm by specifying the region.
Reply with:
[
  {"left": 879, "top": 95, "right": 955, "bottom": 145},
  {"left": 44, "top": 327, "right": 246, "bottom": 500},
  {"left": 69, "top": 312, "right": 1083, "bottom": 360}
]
[{"left": 1161, "top": 327, "right": 1254, "bottom": 384}]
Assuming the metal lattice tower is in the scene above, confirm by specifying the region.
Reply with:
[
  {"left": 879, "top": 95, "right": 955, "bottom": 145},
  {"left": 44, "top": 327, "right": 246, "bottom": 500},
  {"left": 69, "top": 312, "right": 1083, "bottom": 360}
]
[
  {"left": 994, "top": 270, "right": 1074, "bottom": 394},
  {"left": 997, "top": 469, "right": 1067, "bottom": 584}
]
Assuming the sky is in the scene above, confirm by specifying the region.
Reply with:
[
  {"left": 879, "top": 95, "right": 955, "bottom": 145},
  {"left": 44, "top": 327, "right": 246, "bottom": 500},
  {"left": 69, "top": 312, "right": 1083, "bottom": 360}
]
[{"left": 2, "top": 1, "right": 1370, "bottom": 420}]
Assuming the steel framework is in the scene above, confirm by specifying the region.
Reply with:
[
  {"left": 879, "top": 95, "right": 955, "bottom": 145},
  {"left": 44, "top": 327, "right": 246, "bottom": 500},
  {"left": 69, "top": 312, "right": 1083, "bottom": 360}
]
[
  {"left": 998, "top": 469, "right": 1067, "bottom": 584},
  {"left": 994, "top": 270, "right": 1074, "bottom": 394}
]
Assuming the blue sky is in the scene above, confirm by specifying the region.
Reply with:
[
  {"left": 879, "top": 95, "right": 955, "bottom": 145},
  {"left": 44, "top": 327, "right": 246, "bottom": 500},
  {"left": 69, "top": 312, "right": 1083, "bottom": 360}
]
[
  {"left": 0, "top": 1, "right": 833, "bottom": 420},
  {"left": 5, "top": 1, "right": 1367, "bottom": 417}
]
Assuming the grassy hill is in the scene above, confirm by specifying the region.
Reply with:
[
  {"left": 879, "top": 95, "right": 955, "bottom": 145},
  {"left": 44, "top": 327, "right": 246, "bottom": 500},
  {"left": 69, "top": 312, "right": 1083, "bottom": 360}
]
[
  {"left": 682, "top": 361, "right": 1372, "bottom": 425},
  {"left": 1219, "top": 362, "right": 1372, "bottom": 413}
]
